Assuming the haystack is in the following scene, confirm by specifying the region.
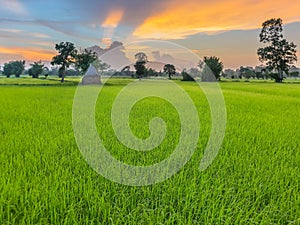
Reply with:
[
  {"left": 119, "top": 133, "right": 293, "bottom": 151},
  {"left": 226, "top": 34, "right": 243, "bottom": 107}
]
[{"left": 82, "top": 64, "right": 101, "bottom": 84}]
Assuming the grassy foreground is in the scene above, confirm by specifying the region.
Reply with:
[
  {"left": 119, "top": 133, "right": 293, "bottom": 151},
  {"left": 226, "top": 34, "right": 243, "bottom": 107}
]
[{"left": 0, "top": 78, "right": 299, "bottom": 224}]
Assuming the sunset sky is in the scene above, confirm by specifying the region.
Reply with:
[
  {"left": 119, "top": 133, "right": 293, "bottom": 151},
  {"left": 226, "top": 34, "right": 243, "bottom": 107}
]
[{"left": 0, "top": 0, "right": 300, "bottom": 69}]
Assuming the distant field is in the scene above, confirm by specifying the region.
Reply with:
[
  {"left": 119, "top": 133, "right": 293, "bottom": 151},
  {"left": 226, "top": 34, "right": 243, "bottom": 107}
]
[{"left": 0, "top": 77, "right": 299, "bottom": 224}]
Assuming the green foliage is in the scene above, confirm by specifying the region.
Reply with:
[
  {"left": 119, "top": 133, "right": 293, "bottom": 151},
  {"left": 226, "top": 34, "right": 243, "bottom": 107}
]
[
  {"left": 51, "top": 42, "right": 78, "bottom": 82},
  {"left": 163, "top": 64, "right": 176, "bottom": 79},
  {"left": 75, "top": 49, "right": 98, "bottom": 74},
  {"left": 2, "top": 62, "right": 13, "bottom": 78},
  {"left": 134, "top": 61, "right": 146, "bottom": 78},
  {"left": 145, "top": 68, "right": 158, "bottom": 77},
  {"left": 257, "top": 18, "right": 297, "bottom": 83},
  {"left": 239, "top": 67, "right": 256, "bottom": 79},
  {"left": 202, "top": 56, "right": 224, "bottom": 81},
  {"left": 2, "top": 60, "right": 25, "bottom": 77},
  {"left": 28, "top": 61, "right": 44, "bottom": 78}
]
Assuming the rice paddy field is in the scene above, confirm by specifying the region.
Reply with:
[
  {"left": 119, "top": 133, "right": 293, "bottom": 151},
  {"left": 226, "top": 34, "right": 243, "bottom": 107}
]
[{"left": 0, "top": 77, "right": 299, "bottom": 224}]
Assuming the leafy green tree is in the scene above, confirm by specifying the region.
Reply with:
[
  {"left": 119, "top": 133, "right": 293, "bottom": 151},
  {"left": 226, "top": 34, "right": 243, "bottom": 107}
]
[
  {"left": 51, "top": 42, "right": 78, "bottom": 82},
  {"left": 2, "top": 60, "right": 25, "bottom": 77},
  {"left": 134, "top": 62, "right": 146, "bottom": 79},
  {"left": 202, "top": 56, "right": 224, "bottom": 81},
  {"left": 75, "top": 49, "right": 98, "bottom": 74},
  {"left": 257, "top": 18, "right": 297, "bottom": 83},
  {"left": 28, "top": 61, "right": 44, "bottom": 78},
  {"left": 163, "top": 64, "right": 176, "bottom": 79},
  {"left": 11, "top": 61, "right": 25, "bottom": 77},
  {"left": 3, "top": 62, "right": 13, "bottom": 78},
  {"left": 134, "top": 52, "right": 148, "bottom": 79}
]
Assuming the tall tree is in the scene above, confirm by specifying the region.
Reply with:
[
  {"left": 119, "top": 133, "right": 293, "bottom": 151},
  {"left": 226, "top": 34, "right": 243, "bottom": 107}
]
[
  {"left": 257, "top": 18, "right": 297, "bottom": 83},
  {"left": 51, "top": 42, "right": 77, "bottom": 82},
  {"left": 134, "top": 52, "right": 148, "bottom": 79},
  {"left": 201, "top": 56, "right": 224, "bottom": 81},
  {"left": 75, "top": 49, "right": 98, "bottom": 74},
  {"left": 163, "top": 64, "right": 176, "bottom": 79}
]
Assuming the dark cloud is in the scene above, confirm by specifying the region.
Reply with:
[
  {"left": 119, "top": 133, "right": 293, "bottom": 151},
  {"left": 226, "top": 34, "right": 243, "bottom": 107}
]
[
  {"left": 151, "top": 51, "right": 175, "bottom": 64},
  {"left": 86, "top": 41, "right": 131, "bottom": 70}
]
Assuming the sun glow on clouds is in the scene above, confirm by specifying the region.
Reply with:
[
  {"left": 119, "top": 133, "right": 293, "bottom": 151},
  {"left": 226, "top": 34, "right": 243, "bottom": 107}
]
[
  {"left": 133, "top": 0, "right": 300, "bottom": 39},
  {"left": 0, "top": 46, "right": 55, "bottom": 61},
  {"left": 101, "top": 9, "right": 124, "bottom": 47}
]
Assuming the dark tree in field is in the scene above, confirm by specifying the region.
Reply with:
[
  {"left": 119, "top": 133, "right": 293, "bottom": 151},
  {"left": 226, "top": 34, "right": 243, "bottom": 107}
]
[
  {"left": 11, "top": 61, "right": 25, "bottom": 77},
  {"left": 257, "top": 18, "right": 297, "bottom": 83},
  {"left": 164, "top": 64, "right": 176, "bottom": 79},
  {"left": 202, "top": 56, "right": 224, "bottom": 81},
  {"left": 134, "top": 62, "right": 146, "bottom": 79},
  {"left": 51, "top": 42, "right": 78, "bottom": 82},
  {"left": 28, "top": 61, "right": 44, "bottom": 78},
  {"left": 134, "top": 52, "right": 148, "bottom": 79},
  {"left": 3, "top": 60, "right": 25, "bottom": 78},
  {"left": 3, "top": 62, "right": 13, "bottom": 78},
  {"left": 75, "top": 49, "right": 98, "bottom": 74}
]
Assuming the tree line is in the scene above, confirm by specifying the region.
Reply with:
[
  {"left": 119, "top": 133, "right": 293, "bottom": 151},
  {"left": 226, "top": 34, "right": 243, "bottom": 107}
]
[{"left": 1, "top": 18, "right": 297, "bottom": 83}]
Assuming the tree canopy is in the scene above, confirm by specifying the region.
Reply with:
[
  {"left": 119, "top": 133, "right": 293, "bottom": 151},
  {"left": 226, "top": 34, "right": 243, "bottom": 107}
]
[
  {"left": 201, "top": 56, "right": 224, "bottom": 81},
  {"left": 134, "top": 52, "right": 148, "bottom": 79},
  {"left": 2, "top": 60, "right": 25, "bottom": 78},
  {"left": 163, "top": 64, "right": 176, "bottom": 79},
  {"left": 28, "top": 61, "right": 44, "bottom": 78},
  {"left": 51, "top": 42, "right": 78, "bottom": 82},
  {"left": 75, "top": 49, "right": 98, "bottom": 74}
]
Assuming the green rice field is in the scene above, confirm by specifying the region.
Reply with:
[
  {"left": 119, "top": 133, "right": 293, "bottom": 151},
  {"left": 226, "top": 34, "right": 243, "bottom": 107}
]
[{"left": 0, "top": 77, "right": 299, "bottom": 224}]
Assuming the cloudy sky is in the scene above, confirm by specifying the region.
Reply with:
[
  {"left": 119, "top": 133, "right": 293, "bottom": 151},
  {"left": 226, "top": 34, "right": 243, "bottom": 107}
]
[{"left": 0, "top": 0, "right": 300, "bottom": 69}]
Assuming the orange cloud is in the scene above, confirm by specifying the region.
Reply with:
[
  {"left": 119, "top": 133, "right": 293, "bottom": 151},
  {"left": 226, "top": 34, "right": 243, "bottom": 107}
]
[
  {"left": 0, "top": 46, "right": 55, "bottom": 62},
  {"left": 133, "top": 0, "right": 300, "bottom": 39},
  {"left": 101, "top": 37, "right": 112, "bottom": 47},
  {"left": 102, "top": 9, "right": 124, "bottom": 28}
]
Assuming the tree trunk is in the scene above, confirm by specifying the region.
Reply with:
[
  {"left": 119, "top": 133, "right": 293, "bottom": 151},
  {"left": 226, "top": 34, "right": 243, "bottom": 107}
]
[
  {"left": 61, "top": 68, "right": 66, "bottom": 82},
  {"left": 276, "top": 69, "right": 283, "bottom": 83}
]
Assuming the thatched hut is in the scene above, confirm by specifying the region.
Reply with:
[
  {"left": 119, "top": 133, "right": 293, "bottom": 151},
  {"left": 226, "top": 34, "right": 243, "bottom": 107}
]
[{"left": 82, "top": 64, "right": 101, "bottom": 84}]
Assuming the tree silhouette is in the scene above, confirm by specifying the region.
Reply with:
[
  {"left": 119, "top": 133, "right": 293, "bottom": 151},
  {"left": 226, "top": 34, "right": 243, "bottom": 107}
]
[
  {"left": 163, "top": 64, "right": 176, "bottom": 79},
  {"left": 202, "top": 56, "right": 223, "bottom": 81},
  {"left": 51, "top": 42, "right": 77, "bottom": 82},
  {"left": 134, "top": 52, "right": 148, "bottom": 79},
  {"left": 257, "top": 18, "right": 297, "bottom": 83}
]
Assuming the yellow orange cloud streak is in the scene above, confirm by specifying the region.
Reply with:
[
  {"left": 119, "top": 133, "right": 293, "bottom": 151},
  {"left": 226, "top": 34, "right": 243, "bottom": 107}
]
[
  {"left": 133, "top": 0, "right": 300, "bottom": 39},
  {"left": 102, "top": 9, "right": 124, "bottom": 47},
  {"left": 0, "top": 46, "right": 55, "bottom": 61},
  {"left": 102, "top": 9, "right": 124, "bottom": 28}
]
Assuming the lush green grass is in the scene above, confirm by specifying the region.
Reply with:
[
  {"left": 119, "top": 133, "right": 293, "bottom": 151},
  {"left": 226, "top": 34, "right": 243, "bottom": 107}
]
[{"left": 0, "top": 78, "right": 299, "bottom": 224}]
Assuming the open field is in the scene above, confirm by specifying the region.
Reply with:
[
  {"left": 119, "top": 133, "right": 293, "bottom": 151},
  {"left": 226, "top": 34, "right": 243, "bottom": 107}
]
[{"left": 0, "top": 78, "right": 299, "bottom": 224}]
